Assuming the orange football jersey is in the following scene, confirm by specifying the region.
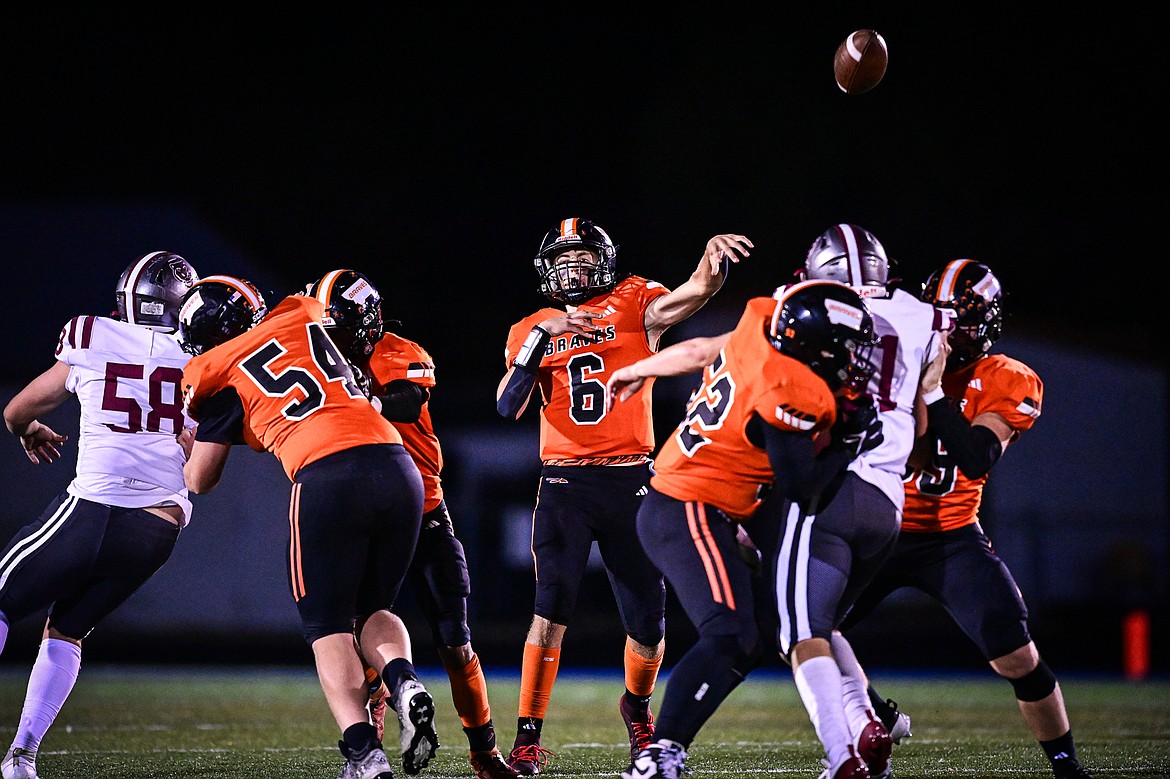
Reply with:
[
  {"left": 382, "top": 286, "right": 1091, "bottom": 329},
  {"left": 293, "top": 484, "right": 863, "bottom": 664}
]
[
  {"left": 651, "top": 297, "right": 838, "bottom": 521},
  {"left": 504, "top": 275, "right": 670, "bottom": 463},
  {"left": 365, "top": 332, "right": 443, "bottom": 512},
  {"left": 182, "top": 295, "right": 401, "bottom": 481},
  {"left": 901, "top": 353, "right": 1042, "bottom": 533}
]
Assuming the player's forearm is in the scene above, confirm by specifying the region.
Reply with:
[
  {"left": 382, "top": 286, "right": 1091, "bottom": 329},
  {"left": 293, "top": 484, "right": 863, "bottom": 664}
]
[
  {"left": 644, "top": 270, "right": 726, "bottom": 331},
  {"left": 623, "top": 334, "right": 727, "bottom": 381}
]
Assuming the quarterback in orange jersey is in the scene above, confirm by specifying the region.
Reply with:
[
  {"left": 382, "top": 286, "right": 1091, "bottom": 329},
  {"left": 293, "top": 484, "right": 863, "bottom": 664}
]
[
  {"left": 177, "top": 276, "right": 439, "bottom": 779},
  {"left": 842, "top": 261, "right": 1094, "bottom": 779},
  {"left": 308, "top": 269, "right": 519, "bottom": 779},
  {"left": 607, "top": 280, "right": 883, "bottom": 779},
  {"left": 495, "top": 217, "right": 752, "bottom": 775}
]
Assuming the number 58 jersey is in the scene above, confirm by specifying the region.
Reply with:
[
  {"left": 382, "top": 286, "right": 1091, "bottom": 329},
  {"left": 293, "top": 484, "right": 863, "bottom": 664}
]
[
  {"left": 56, "top": 315, "right": 194, "bottom": 525},
  {"left": 182, "top": 295, "right": 401, "bottom": 481}
]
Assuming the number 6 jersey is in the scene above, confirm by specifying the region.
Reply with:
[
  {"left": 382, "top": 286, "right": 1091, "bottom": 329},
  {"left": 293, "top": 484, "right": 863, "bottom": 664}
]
[
  {"left": 503, "top": 275, "right": 669, "bottom": 465},
  {"left": 56, "top": 315, "right": 194, "bottom": 525},
  {"left": 182, "top": 295, "right": 400, "bottom": 481}
]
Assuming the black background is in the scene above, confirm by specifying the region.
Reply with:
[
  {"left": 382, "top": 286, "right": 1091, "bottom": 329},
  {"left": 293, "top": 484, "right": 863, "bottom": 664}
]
[{"left": 2, "top": 7, "right": 1157, "bottom": 393}]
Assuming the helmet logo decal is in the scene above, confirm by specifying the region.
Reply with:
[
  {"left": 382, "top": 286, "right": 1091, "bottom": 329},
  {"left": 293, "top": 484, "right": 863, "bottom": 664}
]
[
  {"left": 824, "top": 299, "right": 866, "bottom": 330},
  {"left": 341, "top": 278, "right": 377, "bottom": 305},
  {"left": 140, "top": 301, "right": 165, "bottom": 316}
]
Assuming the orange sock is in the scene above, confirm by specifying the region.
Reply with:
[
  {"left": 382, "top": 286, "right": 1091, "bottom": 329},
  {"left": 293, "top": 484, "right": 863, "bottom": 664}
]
[
  {"left": 518, "top": 643, "right": 561, "bottom": 720},
  {"left": 445, "top": 652, "right": 492, "bottom": 729},
  {"left": 624, "top": 637, "right": 663, "bottom": 697}
]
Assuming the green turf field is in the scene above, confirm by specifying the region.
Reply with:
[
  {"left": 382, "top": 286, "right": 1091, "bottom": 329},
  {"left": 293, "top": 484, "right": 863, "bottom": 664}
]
[{"left": 1, "top": 666, "right": 1167, "bottom": 778}]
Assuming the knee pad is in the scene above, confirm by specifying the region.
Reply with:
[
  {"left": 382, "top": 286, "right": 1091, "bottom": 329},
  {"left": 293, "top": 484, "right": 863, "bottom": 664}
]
[{"left": 1005, "top": 659, "right": 1057, "bottom": 702}]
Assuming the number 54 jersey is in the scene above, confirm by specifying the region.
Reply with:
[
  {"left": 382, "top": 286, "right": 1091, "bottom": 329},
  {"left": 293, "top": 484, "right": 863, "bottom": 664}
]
[
  {"left": 56, "top": 315, "right": 194, "bottom": 525},
  {"left": 182, "top": 295, "right": 400, "bottom": 481}
]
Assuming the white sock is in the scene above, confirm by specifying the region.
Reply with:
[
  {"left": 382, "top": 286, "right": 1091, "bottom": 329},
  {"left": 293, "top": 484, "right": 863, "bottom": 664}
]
[
  {"left": 831, "top": 632, "right": 875, "bottom": 739},
  {"left": 793, "top": 655, "right": 853, "bottom": 771},
  {"left": 14, "top": 638, "right": 82, "bottom": 752}
]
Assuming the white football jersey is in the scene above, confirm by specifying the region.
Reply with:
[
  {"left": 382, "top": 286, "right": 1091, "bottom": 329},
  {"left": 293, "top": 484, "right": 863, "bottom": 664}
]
[
  {"left": 57, "top": 316, "right": 194, "bottom": 526},
  {"left": 848, "top": 288, "right": 948, "bottom": 509}
]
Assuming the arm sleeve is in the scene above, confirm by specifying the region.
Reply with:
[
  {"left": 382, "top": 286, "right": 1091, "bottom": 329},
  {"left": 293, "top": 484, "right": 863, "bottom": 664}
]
[
  {"left": 927, "top": 397, "right": 1003, "bottom": 479},
  {"left": 753, "top": 414, "right": 855, "bottom": 510},
  {"left": 497, "top": 369, "right": 538, "bottom": 419},
  {"left": 379, "top": 380, "right": 428, "bottom": 423},
  {"left": 193, "top": 387, "right": 247, "bottom": 445}
]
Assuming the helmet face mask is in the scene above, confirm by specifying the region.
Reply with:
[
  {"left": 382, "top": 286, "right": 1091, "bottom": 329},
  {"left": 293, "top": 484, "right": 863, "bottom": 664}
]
[
  {"left": 178, "top": 276, "right": 268, "bottom": 356},
  {"left": 768, "top": 279, "right": 877, "bottom": 394},
  {"left": 115, "top": 251, "right": 199, "bottom": 331},
  {"left": 307, "top": 269, "right": 383, "bottom": 363},
  {"left": 535, "top": 218, "right": 618, "bottom": 304},
  {"left": 921, "top": 259, "right": 1004, "bottom": 369},
  {"left": 803, "top": 224, "right": 890, "bottom": 292}
]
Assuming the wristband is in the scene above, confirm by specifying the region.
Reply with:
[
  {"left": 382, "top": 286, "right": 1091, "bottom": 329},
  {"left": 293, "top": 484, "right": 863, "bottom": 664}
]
[
  {"left": 922, "top": 386, "right": 945, "bottom": 405},
  {"left": 512, "top": 325, "right": 551, "bottom": 374}
]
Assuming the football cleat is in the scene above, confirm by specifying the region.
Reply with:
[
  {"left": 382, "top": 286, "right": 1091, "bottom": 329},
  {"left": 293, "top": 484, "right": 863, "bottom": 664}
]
[
  {"left": 337, "top": 742, "right": 395, "bottom": 779},
  {"left": 883, "top": 699, "right": 912, "bottom": 745},
  {"left": 392, "top": 679, "right": 439, "bottom": 775},
  {"left": 1, "top": 748, "right": 39, "bottom": 779},
  {"left": 619, "top": 695, "right": 656, "bottom": 761},
  {"left": 1052, "top": 757, "right": 1095, "bottom": 779},
  {"left": 816, "top": 755, "right": 871, "bottom": 779},
  {"left": 469, "top": 749, "right": 522, "bottom": 779},
  {"left": 857, "top": 714, "right": 893, "bottom": 778},
  {"left": 621, "top": 739, "right": 688, "bottom": 779},
  {"left": 506, "top": 731, "right": 556, "bottom": 776}
]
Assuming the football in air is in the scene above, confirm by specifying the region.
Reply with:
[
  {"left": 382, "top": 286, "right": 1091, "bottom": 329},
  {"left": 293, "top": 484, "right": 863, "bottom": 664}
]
[{"left": 834, "top": 29, "right": 888, "bottom": 94}]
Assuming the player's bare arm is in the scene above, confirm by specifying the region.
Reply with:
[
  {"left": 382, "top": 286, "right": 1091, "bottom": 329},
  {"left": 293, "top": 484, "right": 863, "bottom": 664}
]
[
  {"left": 3, "top": 361, "right": 72, "bottom": 464},
  {"left": 496, "top": 310, "right": 604, "bottom": 420},
  {"left": 606, "top": 332, "right": 730, "bottom": 410},
  {"left": 914, "top": 331, "right": 950, "bottom": 438},
  {"left": 643, "top": 233, "right": 752, "bottom": 343},
  {"left": 183, "top": 440, "right": 232, "bottom": 494}
]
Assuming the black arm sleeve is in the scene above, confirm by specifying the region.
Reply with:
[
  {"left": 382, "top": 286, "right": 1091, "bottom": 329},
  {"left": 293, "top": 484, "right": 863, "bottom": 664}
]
[
  {"left": 497, "top": 369, "right": 538, "bottom": 420},
  {"left": 751, "top": 414, "right": 855, "bottom": 511},
  {"left": 379, "top": 380, "right": 427, "bottom": 423},
  {"left": 926, "top": 397, "right": 1003, "bottom": 479},
  {"left": 193, "top": 387, "right": 246, "bottom": 445}
]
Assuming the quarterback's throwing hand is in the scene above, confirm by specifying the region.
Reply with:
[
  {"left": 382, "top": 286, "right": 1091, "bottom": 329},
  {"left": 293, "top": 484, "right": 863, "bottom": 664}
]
[{"left": 703, "top": 234, "right": 754, "bottom": 275}]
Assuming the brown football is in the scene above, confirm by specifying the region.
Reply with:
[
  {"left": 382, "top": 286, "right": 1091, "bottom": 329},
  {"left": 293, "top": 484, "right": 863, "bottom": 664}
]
[{"left": 834, "top": 29, "right": 888, "bottom": 94}]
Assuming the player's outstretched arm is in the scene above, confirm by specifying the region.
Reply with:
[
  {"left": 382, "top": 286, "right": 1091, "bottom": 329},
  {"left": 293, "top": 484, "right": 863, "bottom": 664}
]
[
  {"left": 4, "top": 361, "right": 72, "bottom": 464},
  {"left": 643, "top": 233, "right": 752, "bottom": 340},
  {"left": 606, "top": 332, "right": 730, "bottom": 410},
  {"left": 184, "top": 440, "right": 232, "bottom": 494}
]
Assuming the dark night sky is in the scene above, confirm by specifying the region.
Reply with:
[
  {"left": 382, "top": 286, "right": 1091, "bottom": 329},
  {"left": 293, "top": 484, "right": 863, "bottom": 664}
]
[{"left": 2, "top": 8, "right": 1158, "bottom": 393}]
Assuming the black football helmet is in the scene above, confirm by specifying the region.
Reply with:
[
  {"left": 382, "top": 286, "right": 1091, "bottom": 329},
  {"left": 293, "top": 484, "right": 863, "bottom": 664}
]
[
  {"left": 768, "top": 279, "right": 877, "bottom": 393},
  {"left": 922, "top": 259, "right": 1004, "bottom": 369},
  {"left": 177, "top": 275, "right": 268, "bottom": 356},
  {"left": 534, "top": 217, "right": 619, "bottom": 304},
  {"left": 115, "top": 251, "right": 199, "bottom": 331},
  {"left": 305, "top": 269, "right": 384, "bottom": 362},
  {"left": 802, "top": 223, "right": 891, "bottom": 295}
]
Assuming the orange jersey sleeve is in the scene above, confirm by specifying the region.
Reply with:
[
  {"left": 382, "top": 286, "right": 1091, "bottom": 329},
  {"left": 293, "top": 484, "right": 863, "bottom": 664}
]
[
  {"left": 182, "top": 295, "right": 401, "bottom": 481},
  {"left": 366, "top": 333, "right": 444, "bottom": 512},
  {"left": 504, "top": 276, "right": 671, "bottom": 463},
  {"left": 901, "top": 353, "right": 1042, "bottom": 532},
  {"left": 650, "top": 297, "right": 838, "bottom": 521}
]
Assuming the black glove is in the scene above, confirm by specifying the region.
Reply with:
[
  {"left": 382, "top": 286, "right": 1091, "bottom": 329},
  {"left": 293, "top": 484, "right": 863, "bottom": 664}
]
[
  {"left": 349, "top": 362, "right": 374, "bottom": 400},
  {"left": 832, "top": 394, "right": 884, "bottom": 458}
]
